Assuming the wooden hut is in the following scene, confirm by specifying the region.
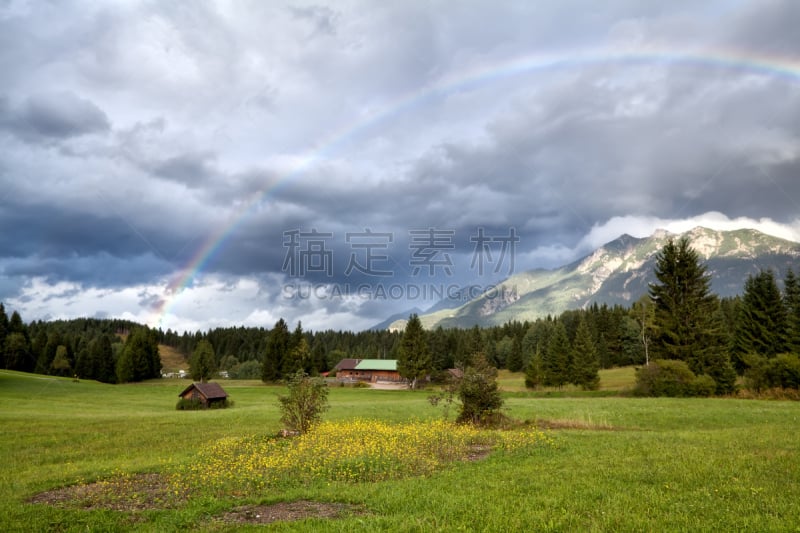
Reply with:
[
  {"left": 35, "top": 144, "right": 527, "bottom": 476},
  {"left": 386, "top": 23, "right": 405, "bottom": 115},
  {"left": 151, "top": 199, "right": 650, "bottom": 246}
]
[{"left": 178, "top": 382, "right": 229, "bottom": 408}]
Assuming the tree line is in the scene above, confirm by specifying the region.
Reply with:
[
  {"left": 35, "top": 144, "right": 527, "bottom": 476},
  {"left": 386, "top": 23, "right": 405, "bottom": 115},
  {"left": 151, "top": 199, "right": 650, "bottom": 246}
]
[
  {"left": 0, "top": 315, "right": 160, "bottom": 383},
  {"left": 1, "top": 235, "right": 798, "bottom": 392}
]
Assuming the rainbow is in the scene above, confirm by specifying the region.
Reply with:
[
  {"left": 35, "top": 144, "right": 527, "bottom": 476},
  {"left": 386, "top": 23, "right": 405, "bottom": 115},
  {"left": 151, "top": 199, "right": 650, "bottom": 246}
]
[{"left": 150, "top": 44, "right": 800, "bottom": 329}]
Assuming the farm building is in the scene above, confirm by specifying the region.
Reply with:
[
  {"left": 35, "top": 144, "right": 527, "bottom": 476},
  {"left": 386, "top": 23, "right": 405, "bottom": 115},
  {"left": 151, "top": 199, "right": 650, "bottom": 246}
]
[
  {"left": 178, "top": 382, "right": 229, "bottom": 408},
  {"left": 332, "top": 358, "right": 362, "bottom": 374},
  {"left": 334, "top": 359, "right": 402, "bottom": 383}
]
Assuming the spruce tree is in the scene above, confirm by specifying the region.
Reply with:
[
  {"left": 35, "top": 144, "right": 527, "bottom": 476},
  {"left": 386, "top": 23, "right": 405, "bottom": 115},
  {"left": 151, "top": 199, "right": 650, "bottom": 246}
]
[
  {"left": 506, "top": 335, "right": 524, "bottom": 372},
  {"left": 429, "top": 326, "right": 455, "bottom": 371},
  {"left": 4, "top": 333, "right": 31, "bottom": 372},
  {"left": 649, "top": 236, "right": 726, "bottom": 374},
  {"left": 262, "top": 318, "right": 290, "bottom": 382},
  {"left": 467, "top": 325, "right": 485, "bottom": 361},
  {"left": 190, "top": 340, "right": 217, "bottom": 382},
  {"left": 543, "top": 321, "right": 570, "bottom": 388},
  {"left": 116, "top": 328, "right": 161, "bottom": 382},
  {"left": 570, "top": 317, "right": 600, "bottom": 390},
  {"left": 282, "top": 322, "right": 306, "bottom": 375},
  {"left": 785, "top": 268, "right": 800, "bottom": 353},
  {"left": 0, "top": 303, "right": 8, "bottom": 368},
  {"left": 733, "top": 270, "right": 788, "bottom": 365},
  {"left": 74, "top": 345, "right": 91, "bottom": 379},
  {"left": 494, "top": 336, "right": 513, "bottom": 369},
  {"left": 397, "top": 313, "right": 432, "bottom": 389},
  {"left": 8, "top": 311, "right": 25, "bottom": 337},
  {"left": 91, "top": 335, "right": 116, "bottom": 383},
  {"left": 38, "top": 332, "right": 62, "bottom": 375},
  {"left": 524, "top": 348, "right": 542, "bottom": 389}
]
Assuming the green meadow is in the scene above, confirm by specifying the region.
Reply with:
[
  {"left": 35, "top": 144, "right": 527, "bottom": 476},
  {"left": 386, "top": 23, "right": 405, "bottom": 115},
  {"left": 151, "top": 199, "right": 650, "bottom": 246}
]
[{"left": 1, "top": 369, "right": 799, "bottom": 531}]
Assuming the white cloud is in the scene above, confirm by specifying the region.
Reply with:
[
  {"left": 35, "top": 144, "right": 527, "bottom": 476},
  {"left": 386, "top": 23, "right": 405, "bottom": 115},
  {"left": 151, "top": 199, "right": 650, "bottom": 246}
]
[{"left": 579, "top": 212, "right": 800, "bottom": 251}]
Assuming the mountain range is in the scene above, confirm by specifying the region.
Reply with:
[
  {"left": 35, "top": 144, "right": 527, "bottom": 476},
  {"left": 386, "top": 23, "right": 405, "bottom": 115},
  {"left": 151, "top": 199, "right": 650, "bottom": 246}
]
[{"left": 385, "top": 227, "right": 800, "bottom": 330}]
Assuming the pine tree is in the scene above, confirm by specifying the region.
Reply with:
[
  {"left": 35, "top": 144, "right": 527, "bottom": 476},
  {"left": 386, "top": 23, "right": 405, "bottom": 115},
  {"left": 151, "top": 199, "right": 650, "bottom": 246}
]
[
  {"left": 190, "top": 340, "right": 217, "bottom": 382},
  {"left": 116, "top": 328, "right": 161, "bottom": 383},
  {"left": 73, "top": 336, "right": 91, "bottom": 379},
  {"left": 649, "top": 236, "right": 726, "bottom": 374},
  {"left": 466, "top": 325, "right": 485, "bottom": 364},
  {"left": 289, "top": 337, "right": 311, "bottom": 375},
  {"left": 543, "top": 321, "right": 570, "bottom": 388},
  {"left": 785, "top": 268, "right": 800, "bottom": 353},
  {"left": 494, "top": 336, "right": 514, "bottom": 369},
  {"left": 524, "top": 348, "right": 542, "bottom": 389},
  {"left": 429, "top": 326, "right": 455, "bottom": 371},
  {"left": 91, "top": 335, "right": 116, "bottom": 383},
  {"left": 30, "top": 331, "right": 47, "bottom": 373},
  {"left": 4, "top": 333, "right": 31, "bottom": 372},
  {"left": 282, "top": 322, "right": 306, "bottom": 375},
  {"left": 38, "top": 332, "right": 62, "bottom": 375},
  {"left": 506, "top": 335, "right": 524, "bottom": 372},
  {"left": 263, "top": 319, "right": 290, "bottom": 382},
  {"left": 8, "top": 311, "right": 25, "bottom": 337},
  {"left": 733, "top": 270, "right": 788, "bottom": 365},
  {"left": 397, "top": 314, "right": 432, "bottom": 389},
  {"left": 0, "top": 303, "right": 8, "bottom": 368},
  {"left": 570, "top": 317, "right": 600, "bottom": 390}
]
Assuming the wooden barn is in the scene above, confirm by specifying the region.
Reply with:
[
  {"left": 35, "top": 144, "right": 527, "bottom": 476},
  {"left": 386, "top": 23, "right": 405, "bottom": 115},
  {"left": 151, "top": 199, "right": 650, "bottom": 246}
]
[
  {"left": 335, "top": 359, "right": 402, "bottom": 383},
  {"left": 332, "top": 358, "right": 362, "bottom": 375},
  {"left": 178, "top": 382, "right": 229, "bottom": 408}
]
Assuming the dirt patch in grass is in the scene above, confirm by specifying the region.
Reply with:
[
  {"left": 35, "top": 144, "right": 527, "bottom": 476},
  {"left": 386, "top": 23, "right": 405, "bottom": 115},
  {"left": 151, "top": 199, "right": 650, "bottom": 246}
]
[
  {"left": 29, "top": 476, "right": 365, "bottom": 526},
  {"left": 536, "top": 418, "right": 615, "bottom": 431},
  {"left": 465, "top": 444, "right": 493, "bottom": 461},
  {"left": 218, "top": 500, "right": 367, "bottom": 525},
  {"left": 27, "top": 473, "right": 184, "bottom": 512}
]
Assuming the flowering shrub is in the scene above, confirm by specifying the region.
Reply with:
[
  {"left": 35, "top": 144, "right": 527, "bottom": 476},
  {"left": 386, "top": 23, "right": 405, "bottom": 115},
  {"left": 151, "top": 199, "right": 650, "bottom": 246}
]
[{"left": 171, "top": 419, "right": 554, "bottom": 495}]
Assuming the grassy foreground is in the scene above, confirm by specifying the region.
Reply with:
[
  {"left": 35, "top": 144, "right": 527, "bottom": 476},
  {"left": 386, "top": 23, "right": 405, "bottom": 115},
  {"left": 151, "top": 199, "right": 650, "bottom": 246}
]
[{"left": 1, "top": 369, "right": 799, "bottom": 531}]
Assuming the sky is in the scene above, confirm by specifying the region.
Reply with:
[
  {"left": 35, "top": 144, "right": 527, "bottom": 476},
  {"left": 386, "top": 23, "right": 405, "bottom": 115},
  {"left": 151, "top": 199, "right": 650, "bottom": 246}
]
[{"left": 1, "top": 0, "right": 799, "bottom": 333}]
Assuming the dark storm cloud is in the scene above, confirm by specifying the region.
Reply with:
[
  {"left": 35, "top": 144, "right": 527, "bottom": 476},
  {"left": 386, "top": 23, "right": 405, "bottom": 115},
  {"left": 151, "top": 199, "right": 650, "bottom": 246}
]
[
  {"left": 0, "top": 92, "right": 110, "bottom": 141},
  {"left": 0, "top": 252, "right": 172, "bottom": 292},
  {"left": 0, "top": 202, "right": 184, "bottom": 280},
  {"left": 151, "top": 152, "right": 218, "bottom": 189},
  {"left": 0, "top": 0, "right": 798, "bottom": 330}
]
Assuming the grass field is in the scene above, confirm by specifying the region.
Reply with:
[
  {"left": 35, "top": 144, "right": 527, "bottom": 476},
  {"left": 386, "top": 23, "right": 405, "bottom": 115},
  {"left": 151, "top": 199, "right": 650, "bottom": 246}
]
[{"left": 1, "top": 369, "right": 799, "bottom": 531}]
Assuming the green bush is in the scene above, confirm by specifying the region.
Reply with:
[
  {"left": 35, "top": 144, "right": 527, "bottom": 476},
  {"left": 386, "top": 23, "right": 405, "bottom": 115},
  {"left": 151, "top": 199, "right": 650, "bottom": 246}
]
[
  {"left": 766, "top": 354, "right": 800, "bottom": 390},
  {"left": 176, "top": 398, "right": 203, "bottom": 410},
  {"left": 456, "top": 354, "right": 504, "bottom": 426},
  {"left": 690, "top": 374, "right": 717, "bottom": 397},
  {"left": 744, "top": 353, "right": 800, "bottom": 392},
  {"left": 278, "top": 370, "right": 329, "bottom": 433},
  {"left": 229, "top": 360, "right": 261, "bottom": 379},
  {"left": 633, "top": 360, "right": 715, "bottom": 397}
]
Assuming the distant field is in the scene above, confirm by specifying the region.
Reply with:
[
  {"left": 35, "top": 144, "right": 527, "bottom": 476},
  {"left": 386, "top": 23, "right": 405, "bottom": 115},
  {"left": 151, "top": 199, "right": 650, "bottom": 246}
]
[
  {"left": 497, "top": 366, "right": 637, "bottom": 393},
  {"left": 1, "top": 369, "right": 799, "bottom": 531}
]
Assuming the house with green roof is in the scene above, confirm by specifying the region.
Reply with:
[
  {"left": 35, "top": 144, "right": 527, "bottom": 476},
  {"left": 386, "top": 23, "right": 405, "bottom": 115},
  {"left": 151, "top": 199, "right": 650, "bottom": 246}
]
[{"left": 335, "top": 358, "right": 402, "bottom": 383}]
